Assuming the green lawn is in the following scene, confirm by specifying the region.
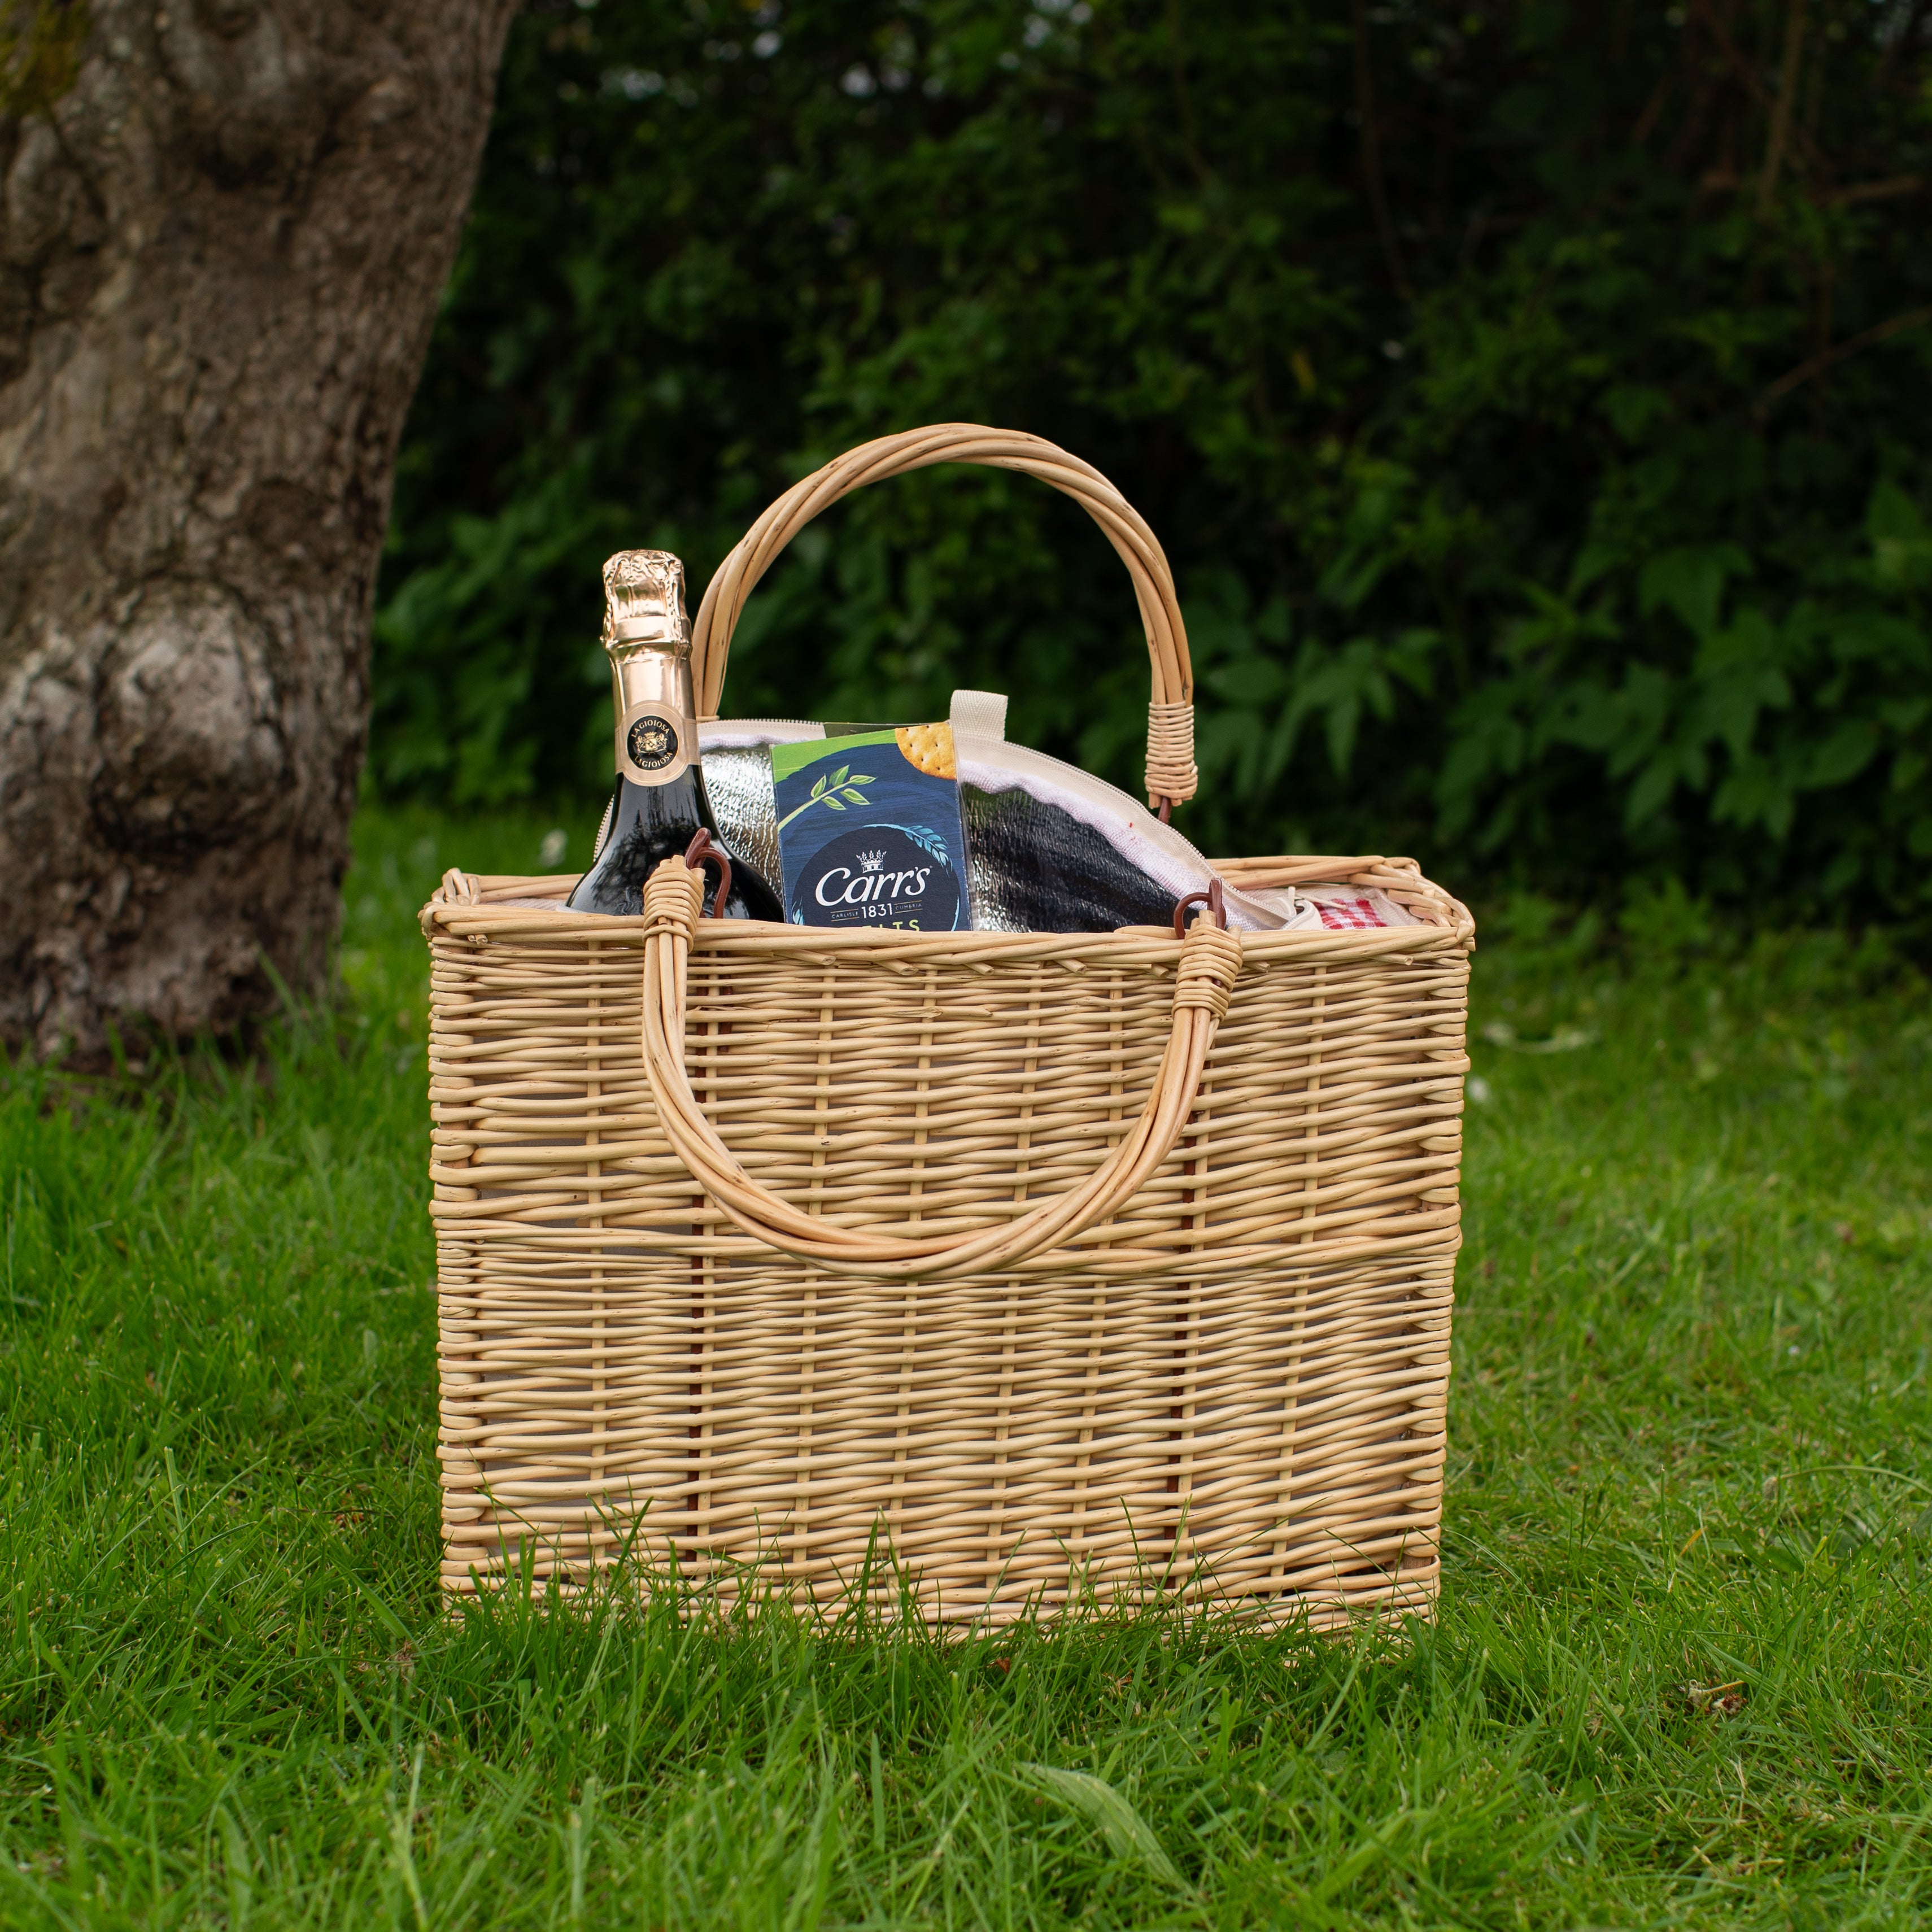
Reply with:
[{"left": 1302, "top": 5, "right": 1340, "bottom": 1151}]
[{"left": 3, "top": 808, "right": 1929, "bottom": 1930}]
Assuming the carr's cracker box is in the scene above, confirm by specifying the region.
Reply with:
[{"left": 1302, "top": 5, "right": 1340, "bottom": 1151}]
[{"left": 772, "top": 723, "right": 972, "bottom": 931}]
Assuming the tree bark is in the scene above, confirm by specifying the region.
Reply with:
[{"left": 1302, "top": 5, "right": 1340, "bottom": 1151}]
[{"left": 0, "top": 0, "right": 518, "bottom": 1058}]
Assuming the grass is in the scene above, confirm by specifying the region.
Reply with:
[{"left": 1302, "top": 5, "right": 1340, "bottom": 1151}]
[{"left": 2, "top": 805, "right": 1930, "bottom": 1929}]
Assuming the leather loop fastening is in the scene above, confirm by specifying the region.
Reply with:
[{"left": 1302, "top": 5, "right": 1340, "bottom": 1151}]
[{"left": 638, "top": 858, "right": 1241, "bottom": 1278}]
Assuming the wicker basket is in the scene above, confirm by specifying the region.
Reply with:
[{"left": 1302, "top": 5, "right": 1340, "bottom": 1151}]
[{"left": 422, "top": 426, "right": 1473, "bottom": 1630}]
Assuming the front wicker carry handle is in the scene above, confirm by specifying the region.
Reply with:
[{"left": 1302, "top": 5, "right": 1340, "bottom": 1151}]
[
  {"left": 640, "top": 861, "right": 1241, "bottom": 1280},
  {"left": 690, "top": 423, "right": 1199, "bottom": 809}
]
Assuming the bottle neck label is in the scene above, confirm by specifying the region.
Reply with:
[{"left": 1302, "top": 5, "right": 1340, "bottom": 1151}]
[{"left": 617, "top": 700, "right": 694, "bottom": 787}]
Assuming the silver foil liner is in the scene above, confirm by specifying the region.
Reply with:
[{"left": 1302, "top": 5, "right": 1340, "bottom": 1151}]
[
  {"left": 961, "top": 786, "right": 1176, "bottom": 932},
  {"left": 699, "top": 744, "right": 786, "bottom": 900},
  {"left": 699, "top": 741, "right": 1190, "bottom": 934}
]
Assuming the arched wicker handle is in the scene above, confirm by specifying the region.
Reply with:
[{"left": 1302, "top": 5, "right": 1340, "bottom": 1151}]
[
  {"left": 690, "top": 423, "right": 1199, "bottom": 809},
  {"left": 639, "top": 861, "right": 1240, "bottom": 1280}
]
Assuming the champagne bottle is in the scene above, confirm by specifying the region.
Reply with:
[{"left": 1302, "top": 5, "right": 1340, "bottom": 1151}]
[{"left": 566, "top": 550, "right": 782, "bottom": 921}]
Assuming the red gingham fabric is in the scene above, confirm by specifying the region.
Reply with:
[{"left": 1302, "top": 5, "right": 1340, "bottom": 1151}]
[{"left": 1312, "top": 897, "right": 1387, "bottom": 931}]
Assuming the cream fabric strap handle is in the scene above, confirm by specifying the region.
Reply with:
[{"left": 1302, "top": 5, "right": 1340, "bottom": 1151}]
[
  {"left": 639, "top": 861, "right": 1241, "bottom": 1280},
  {"left": 690, "top": 422, "right": 1200, "bottom": 808}
]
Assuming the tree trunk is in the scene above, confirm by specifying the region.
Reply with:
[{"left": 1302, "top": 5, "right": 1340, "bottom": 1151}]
[{"left": 0, "top": 0, "right": 518, "bottom": 1058}]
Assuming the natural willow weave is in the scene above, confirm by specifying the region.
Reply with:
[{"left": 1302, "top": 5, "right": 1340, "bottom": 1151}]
[{"left": 423, "top": 426, "right": 1473, "bottom": 1629}]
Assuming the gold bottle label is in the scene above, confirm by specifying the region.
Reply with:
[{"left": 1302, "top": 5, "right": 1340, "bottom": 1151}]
[{"left": 618, "top": 700, "right": 693, "bottom": 786}]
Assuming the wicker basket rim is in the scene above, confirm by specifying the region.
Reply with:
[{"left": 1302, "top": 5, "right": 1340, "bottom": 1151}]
[{"left": 420, "top": 853, "right": 1473, "bottom": 955}]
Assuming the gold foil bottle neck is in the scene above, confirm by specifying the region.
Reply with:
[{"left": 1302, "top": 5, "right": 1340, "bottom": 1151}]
[{"left": 602, "top": 549, "right": 690, "bottom": 650}]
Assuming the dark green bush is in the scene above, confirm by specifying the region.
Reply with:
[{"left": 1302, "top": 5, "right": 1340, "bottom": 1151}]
[{"left": 375, "top": 0, "right": 1932, "bottom": 920}]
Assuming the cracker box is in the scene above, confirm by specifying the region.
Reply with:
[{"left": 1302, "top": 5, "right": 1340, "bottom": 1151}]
[{"left": 771, "top": 723, "right": 972, "bottom": 931}]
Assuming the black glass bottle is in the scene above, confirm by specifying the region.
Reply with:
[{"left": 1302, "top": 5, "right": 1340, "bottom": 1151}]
[{"left": 566, "top": 550, "right": 782, "bottom": 921}]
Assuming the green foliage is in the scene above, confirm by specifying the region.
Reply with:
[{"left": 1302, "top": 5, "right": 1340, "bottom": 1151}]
[
  {"left": 3, "top": 804, "right": 1931, "bottom": 1923},
  {"left": 377, "top": 1, "right": 1932, "bottom": 920},
  {"left": 379, "top": 1, "right": 1932, "bottom": 917},
  {"left": 0, "top": 0, "right": 89, "bottom": 119}
]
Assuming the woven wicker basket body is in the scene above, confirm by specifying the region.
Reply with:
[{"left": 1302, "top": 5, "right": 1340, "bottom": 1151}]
[{"left": 422, "top": 428, "right": 1473, "bottom": 1630}]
